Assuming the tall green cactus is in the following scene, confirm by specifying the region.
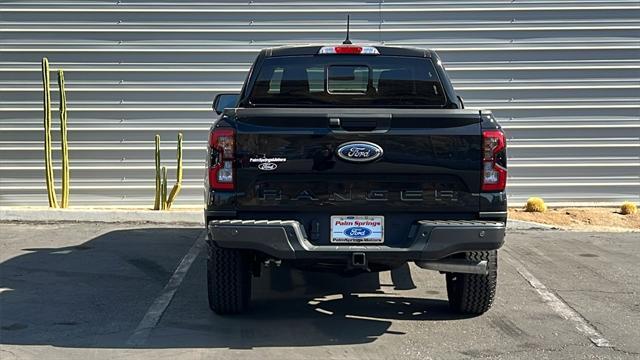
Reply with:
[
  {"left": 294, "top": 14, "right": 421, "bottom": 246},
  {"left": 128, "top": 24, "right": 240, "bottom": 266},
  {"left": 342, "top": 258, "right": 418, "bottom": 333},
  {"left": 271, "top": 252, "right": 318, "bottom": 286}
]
[
  {"left": 58, "top": 70, "right": 70, "bottom": 208},
  {"left": 161, "top": 166, "right": 168, "bottom": 210},
  {"left": 42, "top": 58, "right": 58, "bottom": 208},
  {"left": 153, "top": 134, "right": 161, "bottom": 210},
  {"left": 166, "top": 132, "right": 183, "bottom": 209}
]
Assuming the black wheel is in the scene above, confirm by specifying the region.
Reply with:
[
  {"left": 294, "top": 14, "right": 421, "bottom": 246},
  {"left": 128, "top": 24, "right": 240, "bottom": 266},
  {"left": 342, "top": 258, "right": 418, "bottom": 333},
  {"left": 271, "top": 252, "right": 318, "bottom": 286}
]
[
  {"left": 446, "top": 250, "right": 497, "bottom": 315},
  {"left": 207, "top": 242, "right": 252, "bottom": 315}
]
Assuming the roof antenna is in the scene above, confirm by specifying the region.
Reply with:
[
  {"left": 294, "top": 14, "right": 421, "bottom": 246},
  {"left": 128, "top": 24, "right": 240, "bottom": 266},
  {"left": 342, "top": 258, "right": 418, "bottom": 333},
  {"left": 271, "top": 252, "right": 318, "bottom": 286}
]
[{"left": 342, "top": 15, "right": 352, "bottom": 45}]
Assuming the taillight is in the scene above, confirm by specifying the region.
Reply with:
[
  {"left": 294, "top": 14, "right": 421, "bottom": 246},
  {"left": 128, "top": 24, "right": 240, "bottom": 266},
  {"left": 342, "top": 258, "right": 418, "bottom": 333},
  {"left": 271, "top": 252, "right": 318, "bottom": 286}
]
[
  {"left": 208, "top": 128, "right": 235, "bottom": 190},
  {"left": 318, "top": 46, "right": 380, "bottom": 55},
  {"left": 481, "top": 130, "right": 507, "bottom": 192}
]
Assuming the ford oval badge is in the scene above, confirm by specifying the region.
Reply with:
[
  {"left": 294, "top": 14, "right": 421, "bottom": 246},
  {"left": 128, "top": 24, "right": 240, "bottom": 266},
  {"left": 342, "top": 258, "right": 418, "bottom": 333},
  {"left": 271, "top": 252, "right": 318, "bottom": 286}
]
[
  {"left": 336, "top": 141, "right": 383, "bottom": 163},
  {"left": 343, "top": 227, "right": 372, "bottom": 238},
  {"left": 258, "top": 162, "right": 278, "bottom": 171}
]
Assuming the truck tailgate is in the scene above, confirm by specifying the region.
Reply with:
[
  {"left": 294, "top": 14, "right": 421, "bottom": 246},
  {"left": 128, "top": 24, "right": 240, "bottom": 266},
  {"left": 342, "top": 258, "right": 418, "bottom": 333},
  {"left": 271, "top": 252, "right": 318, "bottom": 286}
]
[{"left": 231, "top": 108, "right": 482, "bottom": 213}]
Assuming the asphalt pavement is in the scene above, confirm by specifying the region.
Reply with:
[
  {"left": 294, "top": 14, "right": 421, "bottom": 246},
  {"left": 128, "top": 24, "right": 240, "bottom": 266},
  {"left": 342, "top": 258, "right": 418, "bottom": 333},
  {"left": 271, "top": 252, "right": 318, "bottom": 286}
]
[{"left": 0, "top": 222, "right": 638, "bottom": 359}]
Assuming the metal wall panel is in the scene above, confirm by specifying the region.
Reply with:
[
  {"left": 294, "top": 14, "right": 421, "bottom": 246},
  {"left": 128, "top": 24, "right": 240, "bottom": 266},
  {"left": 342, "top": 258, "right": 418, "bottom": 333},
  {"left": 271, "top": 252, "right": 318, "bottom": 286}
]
[{"left": 1, "top": 0, "right": 638, "bottom": 207}]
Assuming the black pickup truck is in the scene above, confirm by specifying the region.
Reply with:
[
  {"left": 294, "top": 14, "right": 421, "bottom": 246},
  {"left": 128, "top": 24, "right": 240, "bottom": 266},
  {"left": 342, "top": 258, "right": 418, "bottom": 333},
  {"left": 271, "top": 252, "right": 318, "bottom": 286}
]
[{"left": 205, "top": 44, "right": 507, "bottom": 315}]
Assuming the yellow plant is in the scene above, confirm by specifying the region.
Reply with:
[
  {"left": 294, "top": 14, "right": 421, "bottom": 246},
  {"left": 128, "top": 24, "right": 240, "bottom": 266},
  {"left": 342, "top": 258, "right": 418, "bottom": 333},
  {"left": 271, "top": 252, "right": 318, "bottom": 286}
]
[
  {"left": 153, "top": 135, "right": 161, "bottom": 210},
  {"left": 525, "top": 197, "right": 547, "bottom": 213},
  {"left": 58, "top": 70, "right": 70, "bottom": 208},
  {"left": 153, "top": 133, "right": 184, "bottom": 210},
  {"left": 166, "top": 133, "right": 183, "bottom": 209},
  {"left": 620, "top": 202, "right": 637, "bottom": 215},
  {"left": 42, "top": 58, "right": 59, "bottom": 208},
  {"left": 161, "top": 166, "right": 168, "bottom": 210}
]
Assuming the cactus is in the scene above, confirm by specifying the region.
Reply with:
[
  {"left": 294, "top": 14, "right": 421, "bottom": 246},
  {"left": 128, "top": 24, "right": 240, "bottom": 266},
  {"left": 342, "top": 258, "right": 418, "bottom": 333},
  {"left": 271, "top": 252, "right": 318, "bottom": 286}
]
[
  {"left": 166, "top": 133, "right": 183, "bottom": 209},
  {"left": 620, "top": 201, "right": 637, "bottom": 215},
  {"left": 525, "top": 197, "right": 547, "bottom": 213},
  {"left": 42, "top": 58, "right": 58, "bottom": 208},
  {"left": 58, "top": 70, "right": 70, "bottom": 208},
  {"left": 161, "top": 166, "right": 168, "bottom": 210},
  {"left": 153, "top": 134, "right": 161, "bottom": 210}
]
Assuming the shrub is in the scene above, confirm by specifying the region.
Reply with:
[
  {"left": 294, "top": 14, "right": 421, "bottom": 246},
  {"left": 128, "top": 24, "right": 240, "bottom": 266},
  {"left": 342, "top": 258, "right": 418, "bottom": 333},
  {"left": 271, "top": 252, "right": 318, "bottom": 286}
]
[
  {"left": 620, "top": 202, "right": 637, "bottom": 215},
  {"left": 525, "top": 197, "right": 547, "bottom": 213}
]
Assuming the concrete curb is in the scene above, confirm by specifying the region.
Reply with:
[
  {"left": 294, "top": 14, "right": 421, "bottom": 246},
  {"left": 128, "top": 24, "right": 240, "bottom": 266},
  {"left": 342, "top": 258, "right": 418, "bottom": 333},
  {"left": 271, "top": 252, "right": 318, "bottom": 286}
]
[
  {"left": 0, "top": 207, "right": 204, "bottom": 225},
  {"left": 507, "top": 219, "right": 557, "bottom": 231},
  {"left": 1, "top": 207, "right": 558, "bottom": 231}
]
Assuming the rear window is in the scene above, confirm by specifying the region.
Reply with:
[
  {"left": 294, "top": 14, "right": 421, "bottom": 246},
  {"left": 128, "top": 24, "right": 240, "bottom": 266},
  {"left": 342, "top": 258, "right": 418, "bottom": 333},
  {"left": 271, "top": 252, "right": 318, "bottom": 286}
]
[{"left": 248, "top": 55, "right": 446, "bottom": 107}]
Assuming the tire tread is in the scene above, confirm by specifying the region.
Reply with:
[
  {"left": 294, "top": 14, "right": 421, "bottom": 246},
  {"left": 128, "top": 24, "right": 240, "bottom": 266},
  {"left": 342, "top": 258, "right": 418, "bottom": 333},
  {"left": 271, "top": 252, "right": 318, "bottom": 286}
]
[
  {"left": 446, "top": 250, "right": 497, "bottom": 315},
  {"left": 207, "top": 243, "right": 251, "bottom": 315}
]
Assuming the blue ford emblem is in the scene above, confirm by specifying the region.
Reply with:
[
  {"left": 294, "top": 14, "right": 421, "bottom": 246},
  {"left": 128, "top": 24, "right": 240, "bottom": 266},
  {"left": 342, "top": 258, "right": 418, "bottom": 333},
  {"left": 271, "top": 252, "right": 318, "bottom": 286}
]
[
  {"left": 343, "top": 227, "right": 372, "bottom": 238},
  {"left": 336, "top": 141, "right": 383, "bottom": 163}
]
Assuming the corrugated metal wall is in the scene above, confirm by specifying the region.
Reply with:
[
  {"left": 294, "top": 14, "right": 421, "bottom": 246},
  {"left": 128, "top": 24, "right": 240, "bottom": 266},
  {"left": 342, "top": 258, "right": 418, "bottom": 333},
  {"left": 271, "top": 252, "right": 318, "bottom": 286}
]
[{"left": 1, "top": 0, "right": 639, "bottom": 207}]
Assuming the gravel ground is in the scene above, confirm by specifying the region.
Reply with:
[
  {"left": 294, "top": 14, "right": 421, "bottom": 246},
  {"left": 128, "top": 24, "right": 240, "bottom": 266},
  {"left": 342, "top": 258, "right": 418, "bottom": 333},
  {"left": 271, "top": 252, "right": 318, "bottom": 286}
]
[{"left": 509, "top": 208, "right": 640, "bottom": 232}]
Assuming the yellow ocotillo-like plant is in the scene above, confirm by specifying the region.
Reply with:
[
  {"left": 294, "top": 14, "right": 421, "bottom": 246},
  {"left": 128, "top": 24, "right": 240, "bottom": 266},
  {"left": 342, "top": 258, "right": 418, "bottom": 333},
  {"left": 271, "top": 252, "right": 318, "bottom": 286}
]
[
  {"left": 42, "top": 58, "right": 58, "bottom": 208},
  {"left": 153, "top": 134, "right": 162, "bottom": 210},
  {"left": 166, "top": 132, "right": 183, "bottom": 209},
  {"left": 58, "top": 70, "right": 70, "bottom": 208}
]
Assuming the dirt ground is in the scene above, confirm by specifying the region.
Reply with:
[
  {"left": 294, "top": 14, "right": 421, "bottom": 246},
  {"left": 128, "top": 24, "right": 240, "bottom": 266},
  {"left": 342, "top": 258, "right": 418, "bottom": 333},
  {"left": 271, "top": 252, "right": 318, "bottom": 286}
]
[{"left": 509, "top": 207, "right": 640, "bottom": 232}]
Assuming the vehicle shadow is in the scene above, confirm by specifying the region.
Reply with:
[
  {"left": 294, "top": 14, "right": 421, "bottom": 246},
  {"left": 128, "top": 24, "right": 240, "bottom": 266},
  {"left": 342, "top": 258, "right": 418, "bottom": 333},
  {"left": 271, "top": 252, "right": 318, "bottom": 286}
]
[{"left": 0, "top": 226, "right": 472, "bottom": 349}]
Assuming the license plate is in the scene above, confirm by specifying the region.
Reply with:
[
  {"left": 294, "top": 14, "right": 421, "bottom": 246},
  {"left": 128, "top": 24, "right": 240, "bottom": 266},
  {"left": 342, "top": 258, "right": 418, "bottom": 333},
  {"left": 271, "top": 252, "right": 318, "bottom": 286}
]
[{"left": 331, "top": 216, "right": 384, "bottom": 243}]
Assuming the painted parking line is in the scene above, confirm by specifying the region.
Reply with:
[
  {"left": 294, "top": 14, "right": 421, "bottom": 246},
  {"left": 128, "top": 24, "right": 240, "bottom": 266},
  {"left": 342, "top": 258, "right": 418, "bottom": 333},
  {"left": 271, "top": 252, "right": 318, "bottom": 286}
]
[
  {"left": 126, "top": 230, "right": 205, "bottom": 346},
  {"left": 502, "top": 248, "right": 611, "bottom": 348}
]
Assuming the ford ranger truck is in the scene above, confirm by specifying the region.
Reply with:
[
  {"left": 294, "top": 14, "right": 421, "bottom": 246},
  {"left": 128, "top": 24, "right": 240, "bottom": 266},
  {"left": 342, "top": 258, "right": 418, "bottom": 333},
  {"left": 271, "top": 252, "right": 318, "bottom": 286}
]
[{"left": 205, "top": 44, "right": 507, "bottom": 315}]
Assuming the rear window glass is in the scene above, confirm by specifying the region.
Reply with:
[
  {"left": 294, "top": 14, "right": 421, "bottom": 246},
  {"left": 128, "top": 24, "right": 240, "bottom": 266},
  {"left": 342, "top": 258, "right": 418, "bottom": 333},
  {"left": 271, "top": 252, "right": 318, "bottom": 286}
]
[
  {"left": 248, "top": 55, "right": 446, "bottom": 107},
  {"left": 327, "top": 65, "right": 369, "bottom": 94}
]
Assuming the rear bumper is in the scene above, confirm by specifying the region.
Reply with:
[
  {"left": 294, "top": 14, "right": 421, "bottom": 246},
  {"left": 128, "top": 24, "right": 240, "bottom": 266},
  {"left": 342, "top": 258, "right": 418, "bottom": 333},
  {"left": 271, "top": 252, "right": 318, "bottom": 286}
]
[{"left": 208, "top": 219, "right": 505, "bottom": 262}]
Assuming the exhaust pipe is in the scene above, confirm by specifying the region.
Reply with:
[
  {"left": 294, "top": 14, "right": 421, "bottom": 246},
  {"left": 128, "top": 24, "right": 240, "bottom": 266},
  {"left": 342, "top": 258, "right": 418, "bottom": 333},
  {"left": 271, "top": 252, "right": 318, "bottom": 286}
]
[{"left": 415, "top": 259, "right": 488, "bottom": 275}]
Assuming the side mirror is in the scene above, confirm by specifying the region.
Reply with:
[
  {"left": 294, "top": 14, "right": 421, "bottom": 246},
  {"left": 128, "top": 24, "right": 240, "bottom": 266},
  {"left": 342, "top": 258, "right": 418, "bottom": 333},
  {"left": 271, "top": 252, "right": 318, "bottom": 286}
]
[
  {"left": 212, "top": 93, "right": 239, "bottom": 115},
  {"left": 457, "top": 95, "right": 465, "bottom": 109}
]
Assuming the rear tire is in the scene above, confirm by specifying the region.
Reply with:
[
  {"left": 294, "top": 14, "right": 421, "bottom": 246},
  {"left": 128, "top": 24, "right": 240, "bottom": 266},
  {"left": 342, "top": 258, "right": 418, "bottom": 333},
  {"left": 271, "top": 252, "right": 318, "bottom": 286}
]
[
  {"left": 446, "top": 250, "right": 497, "bottom": 315},
  {"left": 207, "top": 243, "right": 252, "bottom": 315}
]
